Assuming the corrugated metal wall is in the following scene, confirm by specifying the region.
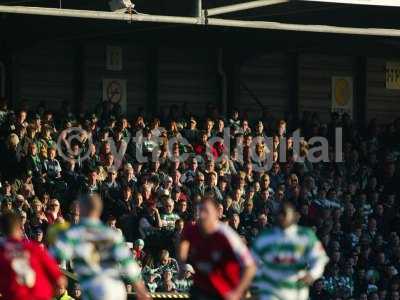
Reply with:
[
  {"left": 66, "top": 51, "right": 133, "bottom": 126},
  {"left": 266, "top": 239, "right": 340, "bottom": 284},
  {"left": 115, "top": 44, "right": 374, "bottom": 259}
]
[
  {"left": 15, "top": 42, "right": 400, "bottom": 125},
  {"left": 239, "top": 53, "right": 288, "bottom": 121},
  {"left": 298, "top": 54, "right": 354, "bottom": 123},
  {"left": 17, "top": 43, "right": 74, "bottom": 111},
  {"left": 366, "top": 58, "right": 400, "bottom": 123},
  {"left": 83, "top": 43, "right": 147, "bottom": 117},
  {"left": 157, "top": 47, "right": 218, "bottom": 117}
]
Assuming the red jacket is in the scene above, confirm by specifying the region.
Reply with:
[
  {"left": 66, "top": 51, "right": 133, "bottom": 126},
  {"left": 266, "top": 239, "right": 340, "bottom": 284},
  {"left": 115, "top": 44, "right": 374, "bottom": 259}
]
[
  {"left": 194, "top": 143, "right": 219, "bottom": 160},
  {"left": 0, "top": 238, "right": 62, "bottom": 300}
]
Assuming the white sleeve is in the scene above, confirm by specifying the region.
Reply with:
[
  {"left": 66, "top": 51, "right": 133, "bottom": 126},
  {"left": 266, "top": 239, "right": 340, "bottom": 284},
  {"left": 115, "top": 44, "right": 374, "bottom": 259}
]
[{"left": 307, "top": 239, "right": 329, "bottom": 280}]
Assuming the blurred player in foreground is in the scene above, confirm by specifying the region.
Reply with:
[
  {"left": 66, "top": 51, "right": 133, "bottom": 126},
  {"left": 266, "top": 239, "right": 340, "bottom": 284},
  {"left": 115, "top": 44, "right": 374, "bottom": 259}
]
[
  {"left": 178, "top": 197, "right": 256, "bottom": 300},
  {"left": 0, "top": 212, "right": 66, "bottom": 300},
  {"left": 51, "top": 193, "right": 149, "bottom": 300},
  {"left": 252, "top": 201, "right": 329, "bottom": 300}
]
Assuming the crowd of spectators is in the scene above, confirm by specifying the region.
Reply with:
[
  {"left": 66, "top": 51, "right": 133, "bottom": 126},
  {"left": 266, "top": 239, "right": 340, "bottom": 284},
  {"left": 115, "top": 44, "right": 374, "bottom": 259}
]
[{"left": 0, "top": 98, "right": 400, "bottom": 300}]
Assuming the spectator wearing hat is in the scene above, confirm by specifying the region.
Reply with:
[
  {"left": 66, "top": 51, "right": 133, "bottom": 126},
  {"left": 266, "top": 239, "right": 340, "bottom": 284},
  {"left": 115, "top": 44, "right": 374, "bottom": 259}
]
[{"left": 133, "top": 239, "right": 146, "bottom": 265}]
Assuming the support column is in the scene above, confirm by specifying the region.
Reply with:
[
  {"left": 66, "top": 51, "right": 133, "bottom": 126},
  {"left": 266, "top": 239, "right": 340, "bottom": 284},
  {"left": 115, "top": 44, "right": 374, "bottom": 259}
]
[
  {"left": 73, "top": 43, "right": 84, "bottom": 115},
  {"left": 287, "top": 52, "right": 299, "bottom": 127},
  {"left": 353, "top": 56, "right": 367, "bottom": 126},
  {"left": 146, "top": 47, "right": 158, "bottom": 116},
  {"left": 225, "top": 52, "right": 241, "bottom": 114}
]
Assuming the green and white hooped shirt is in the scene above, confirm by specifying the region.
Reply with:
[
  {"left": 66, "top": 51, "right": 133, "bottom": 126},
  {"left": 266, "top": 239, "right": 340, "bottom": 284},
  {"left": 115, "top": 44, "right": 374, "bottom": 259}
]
[{"left": 251, "top": 225, "right": 329, "bottom": 300}]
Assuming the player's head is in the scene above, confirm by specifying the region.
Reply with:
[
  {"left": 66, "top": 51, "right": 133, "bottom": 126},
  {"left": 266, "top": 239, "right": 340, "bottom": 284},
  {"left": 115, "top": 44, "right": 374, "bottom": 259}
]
[
  {"left": 277, "top": 201, "right": 297, "bottom": 229},
  {"left": 0, "top": 212, "right": 23, "bottom": 239},
  {"left": 80, "top": 193, "right": 103, "bottom": 219},
  {"left": 199, "top": 197, "right": 220, "bottom": 234}
]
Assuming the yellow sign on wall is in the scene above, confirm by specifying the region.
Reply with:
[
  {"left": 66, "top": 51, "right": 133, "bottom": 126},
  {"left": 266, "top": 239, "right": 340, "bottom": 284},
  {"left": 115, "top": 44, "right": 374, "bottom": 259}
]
[
  {"left": 386, "top": 62, "right": 400, "bottom": 90},
  {"left": 331, "top": 76, "right": 353, "bottom": 118}
]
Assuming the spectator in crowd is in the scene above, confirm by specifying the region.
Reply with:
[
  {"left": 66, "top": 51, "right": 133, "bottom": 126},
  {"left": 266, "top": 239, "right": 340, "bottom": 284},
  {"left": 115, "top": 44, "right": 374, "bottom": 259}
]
[{"left": 0, "top": 100, "right": 400, "bottom": 299}]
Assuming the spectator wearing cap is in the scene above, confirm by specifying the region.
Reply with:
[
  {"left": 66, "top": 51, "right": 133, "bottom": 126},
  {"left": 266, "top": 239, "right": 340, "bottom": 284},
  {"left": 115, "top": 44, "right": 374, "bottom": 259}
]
[{"left": 133, "top": 239, "right": 146, "bottom": 265}]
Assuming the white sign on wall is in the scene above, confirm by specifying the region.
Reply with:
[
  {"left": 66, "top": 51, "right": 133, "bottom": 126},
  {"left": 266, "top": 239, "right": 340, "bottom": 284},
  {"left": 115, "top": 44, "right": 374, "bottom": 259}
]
[
  {"left": 106, "top": 46, "right": 123, "bottom": 71},
  {"left": 103, "top": 79, "right": 127, "bottom": 114},
  {"left": 331, "top": 76, "right": 353, "bottom": 118}
]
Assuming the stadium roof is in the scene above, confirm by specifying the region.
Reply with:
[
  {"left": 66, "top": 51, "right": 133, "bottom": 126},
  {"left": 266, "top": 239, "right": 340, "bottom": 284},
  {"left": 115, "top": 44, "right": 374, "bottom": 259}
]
[{"left": 1, "top": 0, "right": 400, "bottom": 54}]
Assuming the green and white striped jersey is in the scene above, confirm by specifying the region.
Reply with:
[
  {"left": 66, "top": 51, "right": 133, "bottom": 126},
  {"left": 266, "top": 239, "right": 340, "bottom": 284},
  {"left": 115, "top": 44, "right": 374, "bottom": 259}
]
[
  {"left": 51, "top": 218, "right": 141, "bottom": 285},
  {"left": 251, "top": 225, "right": 329, "bottom": 300},
  {"left": 160, "top": 213, "right": 180, "bottom": 230}
]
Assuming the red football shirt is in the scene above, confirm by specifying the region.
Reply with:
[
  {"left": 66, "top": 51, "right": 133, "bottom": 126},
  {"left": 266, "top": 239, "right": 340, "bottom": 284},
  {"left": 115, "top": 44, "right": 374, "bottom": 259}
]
[
  {"left": 181, "top": 223, "right": 254, "bottom": 297},
  {"left": 0, "top": 237, "right": 63, "bottom": 300}
]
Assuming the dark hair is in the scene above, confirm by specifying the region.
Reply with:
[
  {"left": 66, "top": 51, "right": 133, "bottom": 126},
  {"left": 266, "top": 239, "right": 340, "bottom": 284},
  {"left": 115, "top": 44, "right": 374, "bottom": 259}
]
[{"left": 0, "top": 212, "right": 22, "bottom": 236}]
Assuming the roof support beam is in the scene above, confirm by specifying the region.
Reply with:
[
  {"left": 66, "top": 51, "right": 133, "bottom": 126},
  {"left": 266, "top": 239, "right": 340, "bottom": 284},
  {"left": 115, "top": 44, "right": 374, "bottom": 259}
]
[
  {"left": 206, "top": 0, "right": 289, "bottom": 17},
  {"left": 207, "top": 18, "right": 400, "bottom": 37},
  {"left": 2, "top": 5, "right": 400, "bottom": 37},
  {"left": 0, "top": 5, "right": 200, "bottom": 25},
  {"left": 297, "top": 0, "right": 400, "bottom": 8}
]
